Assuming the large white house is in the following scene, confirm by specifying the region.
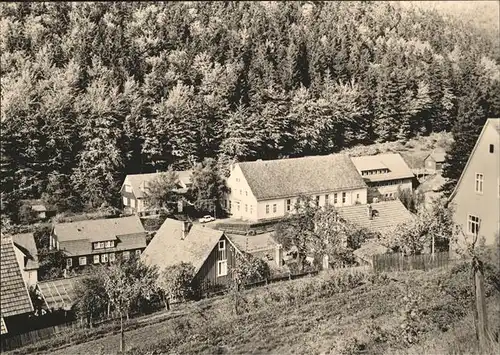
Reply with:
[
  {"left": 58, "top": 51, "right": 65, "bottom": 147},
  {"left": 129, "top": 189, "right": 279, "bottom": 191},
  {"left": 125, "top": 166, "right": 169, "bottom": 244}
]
[{"left": 225, "top": 154, "right": 368, "bottom": 221}]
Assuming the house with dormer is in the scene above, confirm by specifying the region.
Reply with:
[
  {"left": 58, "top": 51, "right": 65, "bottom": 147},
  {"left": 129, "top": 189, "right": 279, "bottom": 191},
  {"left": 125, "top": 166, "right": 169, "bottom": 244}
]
[
  {"left": 121, "top": 170, "right": 193, "bottom": 216},
  {"left": 225, "top": 154, "right": 368, "bottom": 222},
  {"left": 449, "top": 118, "right": 500, "bottom": 249},
  {"left": 50, "top": 216, "right": 147, "bottom": 269},
  {"left": 350, "top": 153, "right": 414, "bottom": 201}
]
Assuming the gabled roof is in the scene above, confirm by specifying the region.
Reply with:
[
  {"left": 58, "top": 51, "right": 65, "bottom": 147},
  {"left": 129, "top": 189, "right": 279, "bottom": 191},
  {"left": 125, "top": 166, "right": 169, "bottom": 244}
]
[
  {"left": 1, "top": 316, "right": 7, "bottom": 335},
  {"left": 337, "top": 200, "right": 413, "bottom": 236},
  {"left": 124, "top": 170, "right": 193, "bottom": 199},
  {"left": 450, "top": 118, "right": 500, "bottom": 201},
  {"left": 37, "top": 277, "right": 80, "bottom": 311},
  {"left": 0, "top": 236, "right": 34, "bottom": 318},
  {"left": 54, "top": 215, "right": 146, "bottom": 242},
  {"left": 353, "top": 241, "right": 390, "bottom": 263},
  {"left": 238, "top": 154, "right": 366, "bottom": 201},
  {"left": 426, "top": 149, "right": 447, "bottom": 163},
  {"left": 350, "top": 153, "right": 414, "bottom": 182},
  {"left": 12, "top": 233, "right": 39, "bottom": 270},
  {"left": 141, "top": 219, "right": 226, "bottom": 273}
]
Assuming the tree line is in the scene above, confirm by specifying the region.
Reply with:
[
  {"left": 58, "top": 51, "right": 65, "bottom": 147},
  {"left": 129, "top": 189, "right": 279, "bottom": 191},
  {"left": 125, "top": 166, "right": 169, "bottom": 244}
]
[{"left": 1, "top": 2, "right": 499, "bottom": 221}]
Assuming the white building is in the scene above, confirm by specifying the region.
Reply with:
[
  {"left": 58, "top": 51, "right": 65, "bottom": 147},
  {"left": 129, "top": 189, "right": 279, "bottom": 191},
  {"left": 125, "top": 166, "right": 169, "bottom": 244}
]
[{"left": 225, "top": 154, "right": 368, "bottom": 221}]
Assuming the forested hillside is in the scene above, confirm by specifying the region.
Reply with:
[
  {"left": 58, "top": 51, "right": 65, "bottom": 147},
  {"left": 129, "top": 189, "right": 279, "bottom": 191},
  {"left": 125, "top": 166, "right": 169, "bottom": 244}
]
[{"left": 1, "top": 2, "right": 499, "bottom": 219}]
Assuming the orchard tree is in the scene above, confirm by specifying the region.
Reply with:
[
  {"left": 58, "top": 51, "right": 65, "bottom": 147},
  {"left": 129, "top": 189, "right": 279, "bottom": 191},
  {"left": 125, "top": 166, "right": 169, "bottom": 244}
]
[
  {"left": 188, "top": 158, "right": 228, "bottom": 216},
  {"left": 157, "top": 262, "right": 196, "bottom": 310},
  {"left": 142, "top": 170, "right": 181, "bottom": 213},
  {"left": 74, "top": 270, "right": 109, "bottom": 327}
]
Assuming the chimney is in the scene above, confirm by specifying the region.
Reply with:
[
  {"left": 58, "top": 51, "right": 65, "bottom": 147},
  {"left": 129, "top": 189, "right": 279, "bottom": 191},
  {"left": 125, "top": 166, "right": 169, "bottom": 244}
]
[
  {"left": 181, "top": 221, "right": 192, "bottom": 240},
  {"left": 367, "top": 204, "right": 373, "bottom": 220},
  {"left": 275, "top": 244, "right": 283, "bottom": 267}
]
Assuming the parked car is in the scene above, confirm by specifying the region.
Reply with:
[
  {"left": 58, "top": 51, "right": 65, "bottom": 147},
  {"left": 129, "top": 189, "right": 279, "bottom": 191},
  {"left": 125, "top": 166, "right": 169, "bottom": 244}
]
[{"left": 199, "top": 215, "right": 216, "bottom": 223}]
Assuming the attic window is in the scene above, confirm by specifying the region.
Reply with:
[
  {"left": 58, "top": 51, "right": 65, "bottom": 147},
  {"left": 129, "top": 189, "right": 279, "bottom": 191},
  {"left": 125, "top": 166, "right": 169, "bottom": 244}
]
[
  {"left": 490, "top": 144, "right": 494, "bottom": 153},
  {"left": 218, "top": 240, "right": 226, "bottom": 251}
]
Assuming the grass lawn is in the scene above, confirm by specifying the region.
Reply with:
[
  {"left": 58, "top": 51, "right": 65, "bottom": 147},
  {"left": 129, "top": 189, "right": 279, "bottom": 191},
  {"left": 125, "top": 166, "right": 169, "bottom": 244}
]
[{"left": 32, "top": 259, "right": 499, "bottom": 355}]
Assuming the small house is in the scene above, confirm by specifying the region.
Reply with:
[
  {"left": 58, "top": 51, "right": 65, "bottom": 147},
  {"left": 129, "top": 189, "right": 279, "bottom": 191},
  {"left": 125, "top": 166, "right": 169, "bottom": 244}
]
[
  {"left": 50, "top": 216, "right": 147, "bottom": 269},
  {"left": 121, "top": 170, "right": 193, "bottom": 216},
  {"left": 12, "top": 233, "right": 39, "bottom": 288},
  {"left": 424, "top": 149, "right": 446, "bottom": 174},
  {"left": 142, "top": 219, "right": 242, "bottom": 292}
]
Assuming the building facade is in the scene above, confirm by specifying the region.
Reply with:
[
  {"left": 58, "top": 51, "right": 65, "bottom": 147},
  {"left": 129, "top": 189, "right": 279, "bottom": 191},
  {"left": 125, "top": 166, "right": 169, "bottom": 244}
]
[
  {"left": 12, "top": 233, "right": 39, "bottom": 288},
  {"left": 350, "top": 153, "right": 414, "bottom": 201},
  {"left": 50, "top": 216, "right": 147, "bottom": 269},
  {"left": 225, "top": 154, "right": 368, "bottom": 222},
  {"left": 449, "top": 118, "right": 500, "bottom": 249},
  {"left": 424, "top": 149, "right": 446, "bottom": 174}
]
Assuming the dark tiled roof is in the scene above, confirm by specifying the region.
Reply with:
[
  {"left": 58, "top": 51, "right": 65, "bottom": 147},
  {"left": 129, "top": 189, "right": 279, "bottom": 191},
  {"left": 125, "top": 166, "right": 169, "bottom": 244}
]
[
  {"left": 12, "top": 233, "right": 39, "bottom": 270},
  {"left": 0, "top": 236, "right": 34, "bottom": 318},
  {"left": 124, "top": 170, "right": 193, "bottom": 199},
  {"left": 351, "top": 153, "right": 414, "bottom": 182},
  {"left": 337, "top": 200, "right": 413, "bottom": 236},
  {"left": 54, "top": 216, "right": 146, "bottom": 242},
  {"left": 238, "top": 154, "right": 366, "bottom": 201},
  {"left": 37, "top": 277, "right": 80, "bottom": 311},
  {"left": 141, "top": 219, "right": 225, "bottom": 273}
]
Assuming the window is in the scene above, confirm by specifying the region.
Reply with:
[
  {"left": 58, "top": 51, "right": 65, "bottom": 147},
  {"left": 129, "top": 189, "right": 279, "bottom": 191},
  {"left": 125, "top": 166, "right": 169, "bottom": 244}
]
[
  {"left": 93, "top": 255, "right": 100, "bottom": 264},
  {"left": 98, "top": 242, "right": 104, "bottom": 249},
  {"left": 101, "top": 254, "right": 108, "bottom": 263},
  {"left": 123, "top": 196, "right": 128, "bottom": 206},
  {"left": 250, "top": 205, "right": 253, "bottom": 214},
  {"left": 245, "top": 204, "right": 248, "bottom": 212},
  {"left": 236, "top": 202, "right": 240, "bottom": 211},
  {"left": 105, "top": 241, "right": 114, "bottom": 248},
  {"left": 130, "top": 198, "right": 136, "bottom": 208},
  {"left": 240, "top": 189, "right": 242, "bottom": 195},
  {"left": 219, "top": 240, "right": 226, "bottom": 251},
  {"left": 315, "top": 196, "right": 320, "bottom": 207},
  {"left": 475, "top": 173, "right": 484, "bottom": 193},
  {"left": 286, "top": 199, "right": 291, "bottom": 211},
  {"left": 124, "top": 184, "right": 132, "bottom": 193},
  {"left": 79, "top": 257, "right": 87, "bottom": 266},
  {"left": 490, "top": 144, "right": 494, "bottom": 153},
  {"left": 229, "top": 200, "right": 232, "bottom": 212},
  {"left": 334, "top": 193, "right": 338, "bottom": 204},
  {"left": 356, "top": 193, "right": 360, "bottom": 200},
  {"left": 109, "top": 253, "right": 116, "bottom": 262},
  {"left": 217, "top": 260, "right": 228, "bottom": 277},
  {"left": 66, "top": 258, "right": 72, "bottom": 268},
  {"left": 93, "top": 242, "right": 99, "bottom": 250},
  {"left": 245, "top": 191, "right": 248, "bottom": 196},
  {"left": 273, "top": 204, "right": 277, "bottom": 213},
  {"left": 468, "top": 215, "right": 481, "bottom": 235},
  {"left": 266, "top": 205, "right": 270, "bottom": 214},
  {"left": 135, "top": 249, "right": 141, "bottom": 256},
  {"left": 123, "top": 251, "right": 130, "bottom": 260},
  {"left": 342, "top": 192, "right": 346, "bottom": 204}
]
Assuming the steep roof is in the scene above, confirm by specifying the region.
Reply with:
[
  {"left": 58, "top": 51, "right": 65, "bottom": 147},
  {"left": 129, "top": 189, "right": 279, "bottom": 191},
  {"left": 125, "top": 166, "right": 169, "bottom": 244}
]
[
  {"left": 141, "top": 219, "right": 226, "bottom": 273},
  {"left": 238, "top": 154, "right": 366, "bottom": 201},
  {"left": 37, "top": 277, "right": 80, "bottom": 311},
  {"left": 124, "top": 170, "right": 193, "bottom": 199},
  {"left": 12, "top": 233, "right": 39, "bottom": 270},
  {"left": 0, "top": 236, "right": 34, "bottom": 318},
  {"left": 1, "top": 316, "right": 7, "bottom": 335},
  {"left": 337, "top": 200, "right": 413, "bottom": 236},
  {"left": 54, "top": 215, "right": 146, "bottom": 242},
  {"left": 427, "top": 149, "right": 447, "bottom": 163},
  {"left": 450, "top": 118, "right": 500, "bottom": 201},
  {"left": 351, "top": 153, "right": 414, "bottom": 182}
]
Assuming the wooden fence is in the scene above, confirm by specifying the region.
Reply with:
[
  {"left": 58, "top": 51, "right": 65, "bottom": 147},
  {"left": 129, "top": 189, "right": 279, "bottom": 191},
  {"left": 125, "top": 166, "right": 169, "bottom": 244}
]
[
  {"left": 1, "top": 320, "right": 80, "bottom": 352},
  {"left": 372, "top": 251, "right": 450, "bottom": 273}
]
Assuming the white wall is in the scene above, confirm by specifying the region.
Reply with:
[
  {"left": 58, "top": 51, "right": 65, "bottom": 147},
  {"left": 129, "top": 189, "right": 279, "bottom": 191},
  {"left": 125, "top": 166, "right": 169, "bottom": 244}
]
[
  {"left": 375, "top": 179, "right": 413, "bottom": 198},
  {"left": 226, "top": 165, "right": 258, "bottom": 220}
]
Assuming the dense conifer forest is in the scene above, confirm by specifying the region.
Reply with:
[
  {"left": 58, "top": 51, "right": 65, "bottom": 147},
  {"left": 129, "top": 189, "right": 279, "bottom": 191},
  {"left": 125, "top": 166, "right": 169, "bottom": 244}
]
[{"left": 1, "top": 2, "right": 499, "bottom": 218}]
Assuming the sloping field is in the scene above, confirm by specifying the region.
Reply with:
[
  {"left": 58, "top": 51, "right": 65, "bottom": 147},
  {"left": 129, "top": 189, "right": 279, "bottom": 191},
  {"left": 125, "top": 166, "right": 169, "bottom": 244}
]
[{"left": 28, "top": 259, "right": 498, "bottom": 355}]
